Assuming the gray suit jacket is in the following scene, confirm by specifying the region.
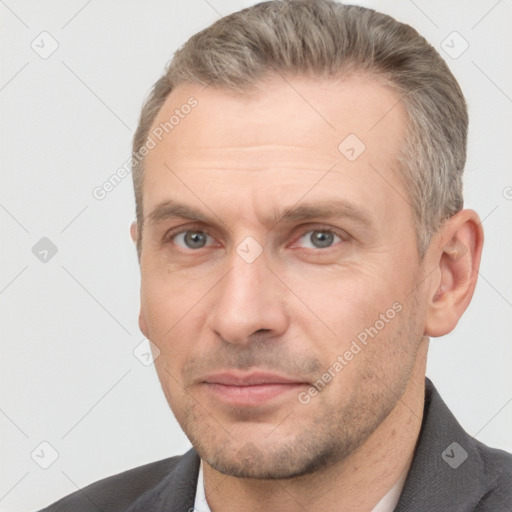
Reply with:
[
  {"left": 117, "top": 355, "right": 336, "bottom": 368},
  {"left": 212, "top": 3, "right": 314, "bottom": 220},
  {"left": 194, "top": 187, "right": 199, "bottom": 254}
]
[{"left": 38, "top": 379, "right": 512, "bottom": 511}]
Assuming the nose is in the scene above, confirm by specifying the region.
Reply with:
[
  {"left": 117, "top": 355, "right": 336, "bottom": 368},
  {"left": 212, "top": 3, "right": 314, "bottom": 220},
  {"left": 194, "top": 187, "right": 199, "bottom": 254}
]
[{"left": 207, "top": 249, "right": 289, "bottom": 346}]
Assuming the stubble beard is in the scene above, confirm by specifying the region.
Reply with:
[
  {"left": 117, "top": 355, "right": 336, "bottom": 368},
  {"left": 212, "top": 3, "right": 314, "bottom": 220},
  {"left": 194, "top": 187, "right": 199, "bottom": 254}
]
[{"left": 164, "top": 292, "right": 423, "bottom": 480}]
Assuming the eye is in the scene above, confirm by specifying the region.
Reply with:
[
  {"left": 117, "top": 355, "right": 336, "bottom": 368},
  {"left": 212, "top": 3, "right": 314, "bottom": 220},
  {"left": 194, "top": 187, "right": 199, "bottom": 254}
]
[
  {"left": 296, "top": 229, "right": 342, "bottom": 249},
  {"left": 172, "top": 230, "right": 216, "bottom": 250}
]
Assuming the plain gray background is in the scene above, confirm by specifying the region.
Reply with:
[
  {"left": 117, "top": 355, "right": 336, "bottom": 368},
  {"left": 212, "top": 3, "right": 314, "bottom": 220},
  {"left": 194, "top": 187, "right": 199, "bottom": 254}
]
[{"left": 1, "top": 1, "right": 511, "bottom": 510}]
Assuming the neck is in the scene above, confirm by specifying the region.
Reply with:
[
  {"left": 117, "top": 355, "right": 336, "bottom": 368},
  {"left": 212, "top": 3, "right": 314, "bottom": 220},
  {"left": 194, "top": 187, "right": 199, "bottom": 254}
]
[{"left": 203, "top": 342, "right": 428, "bottom": 512}]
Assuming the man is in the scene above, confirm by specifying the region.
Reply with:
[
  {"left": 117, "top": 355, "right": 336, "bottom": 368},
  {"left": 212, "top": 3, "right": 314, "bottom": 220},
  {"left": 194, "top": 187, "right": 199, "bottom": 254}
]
[{"left": 39, "top": 0, "right": 512, "bottom": 511}]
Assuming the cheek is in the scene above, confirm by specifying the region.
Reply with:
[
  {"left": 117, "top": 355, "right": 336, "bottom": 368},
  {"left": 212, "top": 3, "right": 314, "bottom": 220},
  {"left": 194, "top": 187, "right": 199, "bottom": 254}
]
[
  {"left": 285, "top": 268, "right": 416, "bottom": 391},
  {"left": 141, "top": 265, "right": 194, "bottom": 326},
  {"left": 152, "top": 356, "right": 189, "bottom": 423},
  {"left": 139, "top": 277, "right": 194, "bottom": 368},
  {"left": 316, "top": 297, "right": 419, "bottom": 407},
  {"left": 287, "top": 267, "right": 397, "bottom": 337}
]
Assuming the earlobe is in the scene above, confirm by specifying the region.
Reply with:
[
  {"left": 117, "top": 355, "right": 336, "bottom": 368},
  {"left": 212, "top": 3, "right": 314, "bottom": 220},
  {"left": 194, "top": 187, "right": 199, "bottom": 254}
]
[
  {"left": 130, "top": 221, "right": 137, "bottom": 243},
  {"left": 424, "top": 210, "right": 484, "bottom": 337},
  {"left": 139, "top": 310, "right": 149, "bottom": 338}
]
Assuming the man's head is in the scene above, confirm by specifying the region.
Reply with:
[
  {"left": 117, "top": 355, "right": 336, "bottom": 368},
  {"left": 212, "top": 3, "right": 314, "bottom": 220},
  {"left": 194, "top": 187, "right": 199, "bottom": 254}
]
[{"left": 129, "top": 1, "right": 483, "bottom": 480}]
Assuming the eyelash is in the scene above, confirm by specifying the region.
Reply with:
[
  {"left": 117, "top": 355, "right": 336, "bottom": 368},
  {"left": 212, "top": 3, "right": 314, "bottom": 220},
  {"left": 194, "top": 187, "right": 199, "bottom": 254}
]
[{"left": 163, "top": 224, "right": 348, "bottom": 251}]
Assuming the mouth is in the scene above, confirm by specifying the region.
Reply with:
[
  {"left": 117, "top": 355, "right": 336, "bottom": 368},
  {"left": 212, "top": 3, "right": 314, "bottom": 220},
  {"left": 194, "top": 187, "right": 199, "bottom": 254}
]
[{"left": 201, "top": 370, "right": 309, "bottom": 406}]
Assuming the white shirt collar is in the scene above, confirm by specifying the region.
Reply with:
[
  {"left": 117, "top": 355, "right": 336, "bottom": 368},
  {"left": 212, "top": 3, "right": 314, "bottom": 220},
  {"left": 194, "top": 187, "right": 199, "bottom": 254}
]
[
  {"left": 193, "top": 460, "right": 408, "bottom": 512},
  {"left": 193, "top": 461, "right": 210, "bottom": 512}
]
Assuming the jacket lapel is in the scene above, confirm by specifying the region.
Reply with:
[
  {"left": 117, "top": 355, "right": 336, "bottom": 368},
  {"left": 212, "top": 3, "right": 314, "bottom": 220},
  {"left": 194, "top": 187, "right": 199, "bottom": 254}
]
[
  {"left": 394, "top": 378, "right": 488, "bottom": 512},
  {"left": 126, "top": 447, "right": 200, "bottom": 512}
]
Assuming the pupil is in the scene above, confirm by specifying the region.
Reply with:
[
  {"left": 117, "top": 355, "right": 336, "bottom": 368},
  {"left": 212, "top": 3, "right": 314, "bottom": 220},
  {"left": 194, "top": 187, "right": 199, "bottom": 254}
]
[
  {"left": 312, "top": 231, "right": 333, "bottom": 248},
  {"left": 185, "top": 231, "right": 206, "bottom": 248}
]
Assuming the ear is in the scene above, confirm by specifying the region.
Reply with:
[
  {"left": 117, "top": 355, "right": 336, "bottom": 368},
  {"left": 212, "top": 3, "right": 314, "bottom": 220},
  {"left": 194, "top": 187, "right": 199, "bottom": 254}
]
[
  {"left": 424, "top": 209, "right": 484, "bottom": 337},
  {"left": 130, "top": 220, "right": 147, "bottom": 335},
  {"left": 130, "top": 221, "right": 137, "bottom": 243}
]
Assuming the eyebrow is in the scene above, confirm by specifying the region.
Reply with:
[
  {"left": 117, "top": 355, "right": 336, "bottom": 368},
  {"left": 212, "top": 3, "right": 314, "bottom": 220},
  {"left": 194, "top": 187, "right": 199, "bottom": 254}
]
[
  {"left": 146, "top": 198, "right": 373, "bottom": 230},
  {"left": 147, "top": 201, "right": 212, "bottom": 225}
]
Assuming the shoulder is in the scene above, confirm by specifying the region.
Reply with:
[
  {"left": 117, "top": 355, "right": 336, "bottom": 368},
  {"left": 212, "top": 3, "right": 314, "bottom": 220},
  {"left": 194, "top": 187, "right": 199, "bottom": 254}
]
[
  {"left": 474, "top": 440, "right": 512, "bottom": 511},
  {"left": 37, "top": 453, "right": 190, "bottom": 512}
]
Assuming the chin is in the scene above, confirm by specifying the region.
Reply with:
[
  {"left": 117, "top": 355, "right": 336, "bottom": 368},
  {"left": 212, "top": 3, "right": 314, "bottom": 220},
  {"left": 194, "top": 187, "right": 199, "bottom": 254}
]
[{"left": 200, "top": 437, "right": 345, "bottom": 480}]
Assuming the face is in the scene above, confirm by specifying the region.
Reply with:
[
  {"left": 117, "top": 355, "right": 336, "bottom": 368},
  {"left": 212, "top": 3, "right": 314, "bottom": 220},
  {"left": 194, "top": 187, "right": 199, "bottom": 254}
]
[{"left": 136, "top": 74, "right": 430, "bottom": 479}]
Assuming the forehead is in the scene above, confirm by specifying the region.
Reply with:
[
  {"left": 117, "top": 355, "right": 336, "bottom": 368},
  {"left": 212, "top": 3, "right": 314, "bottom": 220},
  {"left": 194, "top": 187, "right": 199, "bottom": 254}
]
[
  {"left": 142, "top": 74, "right": 410, "bottom": 227},
  {"left": 149, "top": 74, "right": 407, "bottom": 159}
]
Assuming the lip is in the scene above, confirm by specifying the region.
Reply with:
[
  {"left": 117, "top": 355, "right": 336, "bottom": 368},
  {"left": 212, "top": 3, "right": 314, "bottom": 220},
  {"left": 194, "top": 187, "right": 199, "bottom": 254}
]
[
  {"left": 203, "top": 370, "right": 306, "bottom": 386},
  {"left": 201, "top": 371, "right": 308, "bottom": 406}
]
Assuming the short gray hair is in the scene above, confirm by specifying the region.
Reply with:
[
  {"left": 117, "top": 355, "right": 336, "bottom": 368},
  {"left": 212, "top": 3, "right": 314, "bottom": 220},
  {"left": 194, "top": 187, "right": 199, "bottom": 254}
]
[{"left": 132, "top": 0, "right": 467, "bottom": 257}]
